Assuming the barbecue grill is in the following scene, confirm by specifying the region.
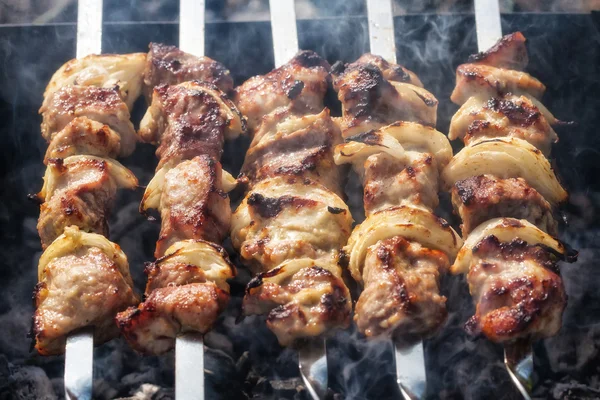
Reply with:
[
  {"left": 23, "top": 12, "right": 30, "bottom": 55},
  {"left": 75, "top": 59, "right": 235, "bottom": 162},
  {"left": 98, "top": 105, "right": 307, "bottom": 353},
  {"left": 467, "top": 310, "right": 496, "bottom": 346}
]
[{"left": 1, "top": 1, "right": 599, "bottom": 399}]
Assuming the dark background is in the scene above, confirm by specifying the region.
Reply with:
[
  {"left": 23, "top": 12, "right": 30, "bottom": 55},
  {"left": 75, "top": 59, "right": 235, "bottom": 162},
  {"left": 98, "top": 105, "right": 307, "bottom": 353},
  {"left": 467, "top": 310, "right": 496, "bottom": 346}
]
[{"left": 1, "top": 9, "right": 600, "bottom": 400}]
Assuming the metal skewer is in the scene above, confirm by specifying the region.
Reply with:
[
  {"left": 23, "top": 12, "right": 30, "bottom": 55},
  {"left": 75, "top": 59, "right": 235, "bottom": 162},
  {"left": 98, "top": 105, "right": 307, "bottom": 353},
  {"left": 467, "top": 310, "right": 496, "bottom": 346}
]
[
  {"left": 268, "top": 1, "right": 328, "bottom": 398},
  {"left": 175, "top": 1, "right": 207, "bottom": 399},
  {"left": 365, "top": 2, "right": 426, "bottom": 398},
  {"left": 473, "top": 1, "right": 533, "bottom": 398},
  {"left": 64, "top": 1, "right": 104, "bottom": 398}
]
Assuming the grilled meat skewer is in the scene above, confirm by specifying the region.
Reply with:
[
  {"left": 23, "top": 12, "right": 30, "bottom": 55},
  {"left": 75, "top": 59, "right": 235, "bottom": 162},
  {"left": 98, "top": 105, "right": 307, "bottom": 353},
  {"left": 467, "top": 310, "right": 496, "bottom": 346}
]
[
  {"left": 116, "top": 45, "right": 243, "bottom": 354},
  {"left": 443, "top": 32, "right": 577, "bottom": 342},
  {"left": 333, "top": 54, "right": 461, "bottom": 340},
  {"left": 33, "top": 53, "right": 145, "bottom": 355},
  {"left": 231, "top": 51, "right": 353, "bottom": 346}
]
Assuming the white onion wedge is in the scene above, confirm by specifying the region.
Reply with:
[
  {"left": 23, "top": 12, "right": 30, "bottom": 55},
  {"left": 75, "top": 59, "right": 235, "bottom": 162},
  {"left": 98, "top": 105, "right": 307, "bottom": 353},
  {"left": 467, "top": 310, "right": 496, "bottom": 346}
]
[
  {"left": 451, "top": 217, "right": 567, "bottom": 275},
  {"left": 442, "top": 137, "right": 567, "bottom": 204},
  {"left": 38, "top": 226, "right": 131, "bottom": 284},
  {"left": 345, "top": 205, "right": 462, "bottom": 283},
  {"left": 43, "top": 53, "right": 146, "bottom": 110},
  {"left": 159, "top": 239, "right": 236, "bottom": 290}
]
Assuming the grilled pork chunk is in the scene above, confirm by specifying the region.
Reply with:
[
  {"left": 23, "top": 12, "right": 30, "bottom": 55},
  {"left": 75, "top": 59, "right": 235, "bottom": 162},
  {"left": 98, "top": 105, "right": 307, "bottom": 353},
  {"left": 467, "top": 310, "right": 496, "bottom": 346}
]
[
  {"left": 452, "top": 174, "right": 557, "bottom": 237},
  {"left": 465, "top": 235, "right": 565, "bottom": 342},
  {"left": 333, "top": 58, "right": 437, "bottom": 138},
  {"left": 143, "top": 43, "right": 234, "bottom": 98},
  {"left": 34, "top": 227, "right": 138, "bottom": 355},
  {"left": 449, "top": 94, "right": 558, "bottom": 156},
  {"left": 139, "top": 81, "right": 244, "bottom": 169},
  {"left": 36, "top": 155, "right": 137, "bottom": 248},
  {"left": 116, "top": 240, "right": 234, "bottom": 354},
  {"left": 244, "top": 259, "right": 351, "bottom": 346},
  {"left": 355, "top": 236, "right": 449, "bottom": 339},
  {"left": 40, "top": 85, "right": 138, "bottom": 157},
  {"left": 44, "top": 117, "right": 122, "bottom": 163},
  {"left": 240, "top": 108, "right": 344, "bottom": 195},
  {"left": 141, "top": 156, "right": 232, "bottom": 258},
  {"left": 235, "top": 50, "right": 331, "bottom": 133}
]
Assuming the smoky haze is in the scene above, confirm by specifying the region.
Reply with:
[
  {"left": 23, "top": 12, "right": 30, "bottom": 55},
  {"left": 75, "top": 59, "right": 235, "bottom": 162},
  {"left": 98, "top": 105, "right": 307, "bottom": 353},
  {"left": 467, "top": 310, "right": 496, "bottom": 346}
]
[{"left": 1, "top": 1, "right": 600, "bottom": 399}]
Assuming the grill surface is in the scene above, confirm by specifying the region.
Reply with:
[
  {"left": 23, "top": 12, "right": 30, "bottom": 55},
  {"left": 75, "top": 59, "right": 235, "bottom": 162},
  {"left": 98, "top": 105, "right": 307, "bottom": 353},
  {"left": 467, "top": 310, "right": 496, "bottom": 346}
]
[{"left": 1, "top": 13, "right": 600, "bottom": 399}]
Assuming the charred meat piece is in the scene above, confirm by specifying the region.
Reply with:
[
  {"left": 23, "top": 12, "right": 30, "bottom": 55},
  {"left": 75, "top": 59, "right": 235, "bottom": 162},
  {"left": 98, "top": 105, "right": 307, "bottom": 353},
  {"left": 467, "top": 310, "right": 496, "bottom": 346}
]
[
  {"left": 232, "top": 177, "right": 352, "bottom": 275},
  {"left": 116, "top": 239, "right": 234, "bottom": 354},
  {"left": 451, "top": 63, "right": 545, "bottom": 105},
  {"left": 465, "top": 235, "right": 566, "bottom": 342},
  {"left": 40, "top": 85, "right": 138, "bottom": 157},
  {"left": 240, "top": 108, "right": 344, "bottom": 195},
  {"left": 451, "top": 174, "right": 557, "bottom": 237},
  {"left": 139, "top": 81, "right": 244, "bottom": 169},
  {"left": 467, "top": 31, "right": 528, "bottom": 71},
  {"left": 235, "top": 50, "right": 331, "bottom": 133},
  {"left": 355, "top": 236, "right": 449, "bottom": 339},
  {"left": 243, "top": 259, "right": 351, "bottom": 346},
  {"left": 34, "top": 227, "right": 138, "bottom": 355},
  {"left": 36, "top": 155, "right": 137, "bottom": 248},
  {"left": 333, "top": 61, "right": 437, "bottom": 138},
  {"left": 117, "top": 282, "right": 228, "bottom": 354},
  {"left": 44, "top": 117, "right": 122, "bottom": 163},
  {"left": 361, "top": 152, "right": 440, "bottom": 215},
  {"left": 352, "top": 53, "right": 424, "bottom": 86},
  {"left": 143, "top": 43, "right": 234, "bottom": 98},
  {"left": 450, "top": 94, "right": 558, "bottom": 156},
  {"left": 141, "top": 156, "right": 232, "bottom": 258}
]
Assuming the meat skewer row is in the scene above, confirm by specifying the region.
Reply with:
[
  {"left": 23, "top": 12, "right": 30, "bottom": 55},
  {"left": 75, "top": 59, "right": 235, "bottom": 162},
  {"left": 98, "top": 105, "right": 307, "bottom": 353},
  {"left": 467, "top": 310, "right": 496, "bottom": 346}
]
[
  {"left": 33, "top": 54, "right": 146, "bottom": 355},
  {"left": 231, "top": 51, "right": 353, "bottom": 346},
  {"left": 116, "top": 44, "right": 244, "bottom": 354},
  {"left": 442, "top": 32, "right": 577, "bottom": 343},
  {"left": 332, "top": 54, "right": 462, "bottom": 340}
]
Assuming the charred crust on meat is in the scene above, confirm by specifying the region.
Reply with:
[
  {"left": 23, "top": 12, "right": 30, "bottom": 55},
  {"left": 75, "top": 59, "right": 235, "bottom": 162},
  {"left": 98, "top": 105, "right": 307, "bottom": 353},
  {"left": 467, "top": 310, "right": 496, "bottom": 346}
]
[
  {"left": 331, "top": 60, "right": 346, "bottom": 75},
  {"left": 327, "top": 206, "right": 345, "bottom": 214},
  {"left": 346, "top": 130, "right": 382, "bottom": 146},
  {"left": 473, "top": 235, "right": 561, "bottom": 272},
  {"left": 413, "top": 90, "right": 437, "bottom": 107},
  {"left": 247, "top": 193, "right": 317, "bottom": 219},
  {"left": 286, "top": 80, "right": 305, "bottom": 100},
  {"left": 487, "top": 97, "right": 541, "bottom": 127},
  {"left": 291, "top": 50, "right": 330, "bottom": 70}
]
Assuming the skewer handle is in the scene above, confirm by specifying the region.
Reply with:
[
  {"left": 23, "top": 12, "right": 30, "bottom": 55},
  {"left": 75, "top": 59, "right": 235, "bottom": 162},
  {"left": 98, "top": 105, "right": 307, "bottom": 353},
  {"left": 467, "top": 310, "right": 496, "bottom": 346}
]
[{"left": 180, "top": 0, "right": 205, "bottom": 58}]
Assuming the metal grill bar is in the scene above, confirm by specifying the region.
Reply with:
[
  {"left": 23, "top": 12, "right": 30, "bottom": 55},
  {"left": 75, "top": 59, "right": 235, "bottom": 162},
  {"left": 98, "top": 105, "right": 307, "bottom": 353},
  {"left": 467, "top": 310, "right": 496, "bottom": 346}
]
[
  {"left": 366, "top": 0, "right": 396, "bottom": 64},
  {"left": 269, "top": 0, "right": 299, "bottom": 67}
]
